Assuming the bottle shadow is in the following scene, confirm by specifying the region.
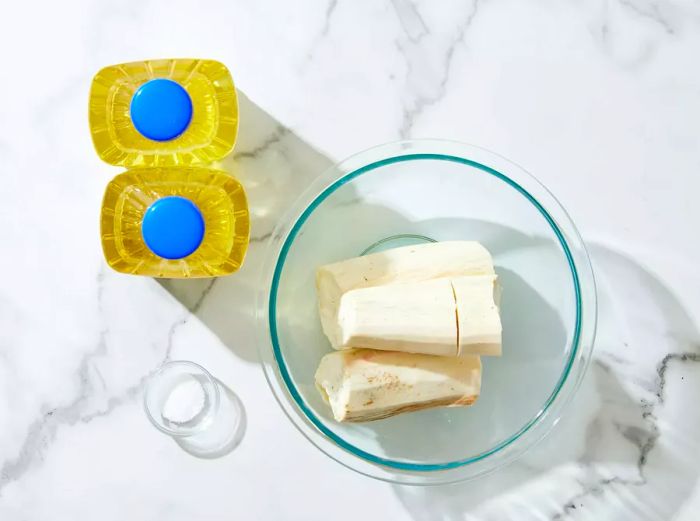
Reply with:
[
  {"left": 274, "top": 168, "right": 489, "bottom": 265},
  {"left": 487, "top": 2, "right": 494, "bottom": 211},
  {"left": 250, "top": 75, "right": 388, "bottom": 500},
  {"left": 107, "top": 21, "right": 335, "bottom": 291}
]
[
  {"left": 390, "top": 242, "right": 700, "bottom": 521},
  {"left": 159, "top": 92, "right": 336, "bottom": 363}
]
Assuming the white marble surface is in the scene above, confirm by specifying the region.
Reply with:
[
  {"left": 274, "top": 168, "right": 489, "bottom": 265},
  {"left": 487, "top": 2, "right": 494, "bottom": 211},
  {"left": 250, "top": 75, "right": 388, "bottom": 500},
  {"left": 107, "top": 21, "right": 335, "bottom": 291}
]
[{"left": 1, "top": 0, "right": 700, "bottom": 519}]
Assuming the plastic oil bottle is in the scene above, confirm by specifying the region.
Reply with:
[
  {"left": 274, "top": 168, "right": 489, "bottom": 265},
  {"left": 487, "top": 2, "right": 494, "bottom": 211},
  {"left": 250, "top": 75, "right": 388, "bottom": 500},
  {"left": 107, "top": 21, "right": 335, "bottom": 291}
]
[{"left": 89, "top": 59, "right": 249, "bottom": 277}]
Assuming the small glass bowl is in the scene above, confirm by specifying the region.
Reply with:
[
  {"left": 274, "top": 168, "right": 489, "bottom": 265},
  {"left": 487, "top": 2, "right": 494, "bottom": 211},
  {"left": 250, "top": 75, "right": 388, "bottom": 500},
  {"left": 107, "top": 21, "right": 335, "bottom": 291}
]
[
  {"left": 143, "top": 361, "right": 245, "bottom": 458},
  {"left": 256, "top": 140, "right": 597, "bottom": 484}
]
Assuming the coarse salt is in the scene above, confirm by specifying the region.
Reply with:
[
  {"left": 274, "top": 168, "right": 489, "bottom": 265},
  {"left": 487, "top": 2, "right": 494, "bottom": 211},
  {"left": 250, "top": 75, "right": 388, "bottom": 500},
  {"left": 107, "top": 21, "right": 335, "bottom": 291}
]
[{"left": 162, "top": 377, "right": 206, "bottom": 424}]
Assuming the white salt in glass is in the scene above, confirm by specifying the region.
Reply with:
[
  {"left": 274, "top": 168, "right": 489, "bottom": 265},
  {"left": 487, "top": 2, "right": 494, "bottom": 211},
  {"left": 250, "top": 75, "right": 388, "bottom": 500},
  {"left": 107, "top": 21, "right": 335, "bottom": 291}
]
[{"left": 144, "top": 361, "right": 245, "bottom": 458}]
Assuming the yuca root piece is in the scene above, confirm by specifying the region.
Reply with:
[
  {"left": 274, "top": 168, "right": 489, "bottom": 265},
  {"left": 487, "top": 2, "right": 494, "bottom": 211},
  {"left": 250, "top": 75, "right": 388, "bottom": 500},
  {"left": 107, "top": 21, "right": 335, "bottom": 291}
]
[
  {"left": 316, "top": 241, "right": 494, "bottom": 347},
  {"left": 330, "top": 274, "right": 502, "bottom": 357},
  {"left": 315, "top": 348, "right": 481, "bottom": 422}
]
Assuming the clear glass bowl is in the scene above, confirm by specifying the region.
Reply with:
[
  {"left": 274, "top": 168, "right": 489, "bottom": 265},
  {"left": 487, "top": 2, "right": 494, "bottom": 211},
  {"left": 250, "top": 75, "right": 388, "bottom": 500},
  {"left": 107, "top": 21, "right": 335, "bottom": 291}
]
[{"left": 256, "top": 140, "right": 597, "bottom": 484}]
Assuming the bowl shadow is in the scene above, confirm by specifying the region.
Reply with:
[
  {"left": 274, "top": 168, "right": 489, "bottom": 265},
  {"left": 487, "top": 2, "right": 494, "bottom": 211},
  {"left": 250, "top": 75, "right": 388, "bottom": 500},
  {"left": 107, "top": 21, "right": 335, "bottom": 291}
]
[
  {"left": 350, "top": 219, "right": 568, "bottom": 466},
  {"left": 391, "top": 243, "right": 700, "bottom": 521}
]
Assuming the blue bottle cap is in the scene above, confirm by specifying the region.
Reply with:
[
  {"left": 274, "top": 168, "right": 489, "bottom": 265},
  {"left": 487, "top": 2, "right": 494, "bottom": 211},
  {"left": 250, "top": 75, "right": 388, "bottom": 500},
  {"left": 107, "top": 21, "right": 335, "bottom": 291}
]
[
  {"left": 130, "top": 79, "right": 193, "bottom": 141},
  {"left": 142, "top": 196, "right": 205, "bottom": 260}
]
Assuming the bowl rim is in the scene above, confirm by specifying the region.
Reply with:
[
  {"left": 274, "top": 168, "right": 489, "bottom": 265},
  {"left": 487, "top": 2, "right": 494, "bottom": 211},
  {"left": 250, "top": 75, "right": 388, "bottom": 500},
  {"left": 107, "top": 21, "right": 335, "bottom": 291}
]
[{"left": 256, "top": 139, "right": 597, "bottom": 483}]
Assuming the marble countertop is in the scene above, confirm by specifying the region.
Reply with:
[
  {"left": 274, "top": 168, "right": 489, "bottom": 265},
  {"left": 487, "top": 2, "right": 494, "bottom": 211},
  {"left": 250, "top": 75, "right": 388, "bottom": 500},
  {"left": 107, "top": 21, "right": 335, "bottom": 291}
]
[{"left": 2, "top": 0, "right": 700, "bottom": 519}]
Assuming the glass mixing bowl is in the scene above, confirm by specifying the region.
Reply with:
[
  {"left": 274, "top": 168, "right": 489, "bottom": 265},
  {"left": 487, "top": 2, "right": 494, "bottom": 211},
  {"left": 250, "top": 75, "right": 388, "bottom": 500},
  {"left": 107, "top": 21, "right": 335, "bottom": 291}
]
[{"left": 256, "top": 140, "right": 596, "bottom": 484}]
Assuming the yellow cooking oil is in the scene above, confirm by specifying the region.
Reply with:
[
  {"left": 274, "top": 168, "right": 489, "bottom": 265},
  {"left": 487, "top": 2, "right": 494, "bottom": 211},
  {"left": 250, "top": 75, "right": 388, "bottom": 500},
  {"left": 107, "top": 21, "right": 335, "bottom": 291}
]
[
  {"left": 89, "top": 58, "right": 238, "bottom": 167},
  {"left": 101, "top": 167, "right": 249, "bottom": 278}
]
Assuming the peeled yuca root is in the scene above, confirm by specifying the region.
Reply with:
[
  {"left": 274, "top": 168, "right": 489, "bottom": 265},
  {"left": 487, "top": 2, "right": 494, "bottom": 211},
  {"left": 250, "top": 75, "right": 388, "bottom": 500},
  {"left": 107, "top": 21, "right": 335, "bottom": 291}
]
[
  {"left": 315, "top": 349, "right": 482, "bottom": 422},
  {"left": 454, "top": 275, "right": 502, "bottom": 356},
  {"left": 336, "top": 277, "right": 459, "bottom": 356},
  {"left": 316, "top": 241, "right": 494, "bottom": 348},
  {"left": 335, "top": 274, "right": 501, "bottom": 357}
]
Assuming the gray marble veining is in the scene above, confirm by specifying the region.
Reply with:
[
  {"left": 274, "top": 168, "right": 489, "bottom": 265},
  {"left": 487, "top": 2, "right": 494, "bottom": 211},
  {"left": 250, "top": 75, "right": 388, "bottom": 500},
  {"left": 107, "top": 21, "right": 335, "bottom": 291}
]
[{"left": 0, "top": 0, "right": 699, "bottom": 519}]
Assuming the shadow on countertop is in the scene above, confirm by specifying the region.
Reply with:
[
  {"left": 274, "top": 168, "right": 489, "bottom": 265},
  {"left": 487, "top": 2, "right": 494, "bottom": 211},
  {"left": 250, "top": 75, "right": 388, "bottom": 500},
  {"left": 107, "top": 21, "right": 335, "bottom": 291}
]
[
  {"left": 159, "top": 91, "right": 336, "bottom": 363},
  {"left": 158, "top": 99, "right": 700, "bottom": 519}
]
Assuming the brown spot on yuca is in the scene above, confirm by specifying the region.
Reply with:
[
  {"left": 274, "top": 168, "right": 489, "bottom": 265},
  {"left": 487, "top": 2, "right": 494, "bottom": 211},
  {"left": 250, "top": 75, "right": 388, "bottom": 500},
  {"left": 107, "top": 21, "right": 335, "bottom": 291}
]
[{"left": 343, "top": 394, "right": 479, "bottom": 422}]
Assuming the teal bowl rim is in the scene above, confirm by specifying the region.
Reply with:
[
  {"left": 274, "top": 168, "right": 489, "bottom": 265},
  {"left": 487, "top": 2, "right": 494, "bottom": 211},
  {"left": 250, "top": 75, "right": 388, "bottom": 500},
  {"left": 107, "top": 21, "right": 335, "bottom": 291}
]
[{"left": 268, "top": 152, "right": 582, "bottom": 472}]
